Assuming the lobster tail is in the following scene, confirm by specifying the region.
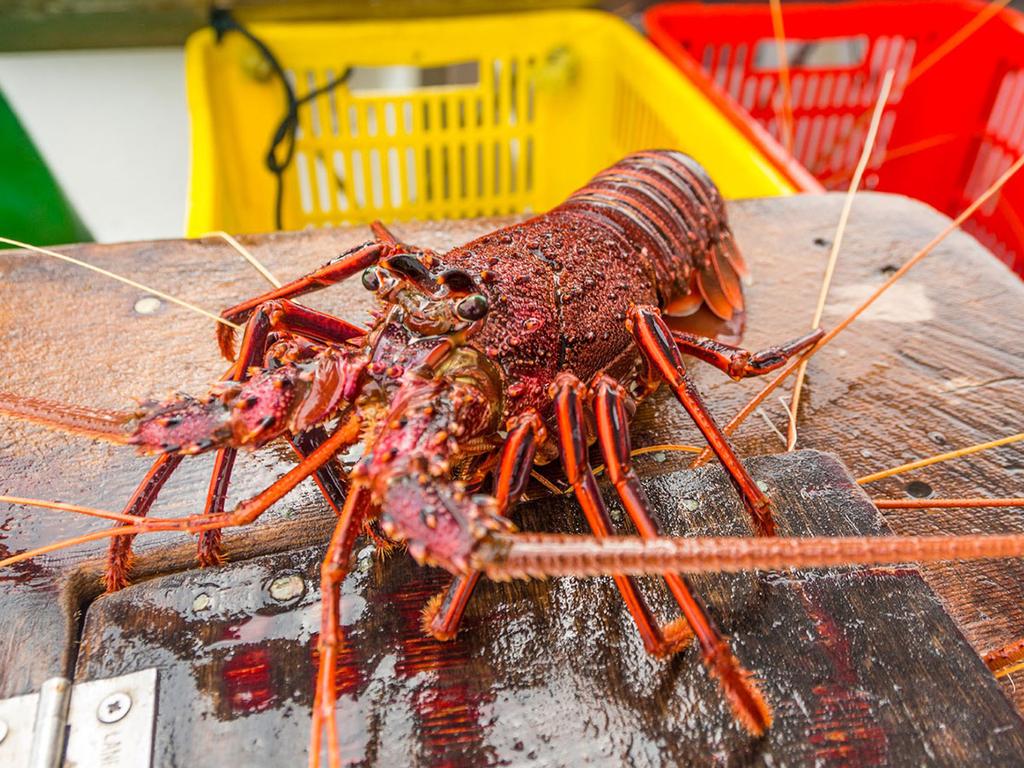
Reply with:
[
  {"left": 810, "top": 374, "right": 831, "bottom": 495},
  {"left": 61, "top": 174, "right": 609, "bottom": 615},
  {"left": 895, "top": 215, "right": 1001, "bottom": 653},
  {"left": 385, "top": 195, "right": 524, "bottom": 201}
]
[
  {"left": 0, "top": 392, "right": 133, "bottom": 443},
  {"left": 559, "top": 150, "right": 746, "bottom": 320}
]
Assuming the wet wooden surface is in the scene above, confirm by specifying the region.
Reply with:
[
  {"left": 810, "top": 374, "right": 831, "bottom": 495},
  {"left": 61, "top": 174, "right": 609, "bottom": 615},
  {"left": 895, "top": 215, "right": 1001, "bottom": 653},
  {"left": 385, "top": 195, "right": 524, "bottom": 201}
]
[
  {"left": 1, "top": 192, "right": 1023, "bottom": 760},
  {"left": 75, "top": 452, "right": 1024, "bottom": 766}
]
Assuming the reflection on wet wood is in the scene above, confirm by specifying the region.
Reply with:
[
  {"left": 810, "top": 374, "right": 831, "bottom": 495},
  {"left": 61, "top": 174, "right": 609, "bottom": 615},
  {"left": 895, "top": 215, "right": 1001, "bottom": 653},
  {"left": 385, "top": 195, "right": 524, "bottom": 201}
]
[
  {"left": 75, "top": 452, "right": 1024, "bottom": 766},
  {"left": 1, "top": 193, "right": 1022, "bottom": 723}
]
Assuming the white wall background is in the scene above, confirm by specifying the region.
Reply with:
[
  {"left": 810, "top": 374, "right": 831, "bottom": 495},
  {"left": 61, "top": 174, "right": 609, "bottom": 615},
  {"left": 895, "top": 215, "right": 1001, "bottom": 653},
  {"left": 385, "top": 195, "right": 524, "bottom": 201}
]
[{"left": 0, "top": 48, "right": 189, "bottom": 243}]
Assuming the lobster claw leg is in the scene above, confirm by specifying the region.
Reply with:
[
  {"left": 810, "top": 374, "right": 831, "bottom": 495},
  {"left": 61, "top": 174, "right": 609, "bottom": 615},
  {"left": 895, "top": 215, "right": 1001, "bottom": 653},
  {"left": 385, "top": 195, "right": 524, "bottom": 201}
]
[
  {"left": 217, "top": 237, "right": 388, "bottom": 360},
  {"left": 627, "top": 304, "right": 776, "bottom": 537},
  {"left": 551, "top": 372, "right": 693, "bottom": 658},
  {"left": 671, "top": 328, "right": 824, "bottom": 381},
  {"left": 590, "top": 373, "right": 772, "bottom": 735},
  {"left": 422, "top": 412, "right": 545, "bottom": 641}
]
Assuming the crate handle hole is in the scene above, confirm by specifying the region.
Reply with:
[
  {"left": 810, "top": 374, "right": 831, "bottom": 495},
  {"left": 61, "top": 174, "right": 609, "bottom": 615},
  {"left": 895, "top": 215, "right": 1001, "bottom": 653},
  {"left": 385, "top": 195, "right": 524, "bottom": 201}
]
[
  {"left": 346, "top": 62, "right": 480, "bottom": 94},
  {"left": 753, "top": 36, "right": 868, "bottom": 71}
]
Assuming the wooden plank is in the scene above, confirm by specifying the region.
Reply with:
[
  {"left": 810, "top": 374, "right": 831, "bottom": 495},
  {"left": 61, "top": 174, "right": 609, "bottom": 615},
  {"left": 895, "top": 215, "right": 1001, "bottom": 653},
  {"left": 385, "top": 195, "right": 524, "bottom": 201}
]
[
  {"left": 73, "top": 451, "right": 1024, "bottom": 765},
  {"left": 0, "top": 192, "right": 1022, "bottom": 716}
]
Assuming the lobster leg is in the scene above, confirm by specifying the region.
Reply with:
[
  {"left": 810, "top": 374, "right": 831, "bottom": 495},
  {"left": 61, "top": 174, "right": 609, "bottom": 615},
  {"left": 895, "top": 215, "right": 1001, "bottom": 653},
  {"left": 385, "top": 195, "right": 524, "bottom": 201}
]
[
  {"left": 671, "top": 329, "right": 823, "bottom": 380},
  {"left": 311, "top": 483, "right": 371, "bottom": 768},
  {"left": 159, "top": 294, "right": 371, "bottom": 530},
  {"left": 196, "top": 448, "right": 238, "bottom": 568},
  {"left": 628, "top": 305, "right": 776, "bottom": 537},
  {"left": 218, "top": 237, "right": 390, "bottom": 359},
  {"left": 552, "top": 373, "right": 692, "bottom": 658},
  {"left": 105, "top": 453, "right": 183, "bottom": 591},
  {"left": 422, "top": 412, "right": 545, "bottom": 641},
  {"left": 108, "top": 301, "right": 361, "bottom": 586},
  {"left": 290, "top": 426, "right": 350, "bottom": 515},
  {"left": 591, "top": 374, "right": 771, "bottom": 734},
  {"left": 223, "top": 298, "right": 367, "bottom": 372}
]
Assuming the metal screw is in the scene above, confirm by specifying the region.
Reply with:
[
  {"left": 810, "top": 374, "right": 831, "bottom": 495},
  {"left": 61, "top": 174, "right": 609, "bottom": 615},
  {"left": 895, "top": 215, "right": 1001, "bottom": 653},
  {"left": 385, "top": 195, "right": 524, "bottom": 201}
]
[
  {"left": 97, "top": 692, "right": 132, "bottom": 724},
  {"left": 906, "top": 480, "right": 934, "bottom": 499},
  {"left": 269, "top": 573, "right": 305, "bottom": 602},
  {"left": 134, "top": 296, "right": 162, "bottom": 315},
  {"left": 0, "top": 718, "right": 8, "bottom": 745},
  {"left": 193, "top": 592, "right": 213, "bottom": 612}
]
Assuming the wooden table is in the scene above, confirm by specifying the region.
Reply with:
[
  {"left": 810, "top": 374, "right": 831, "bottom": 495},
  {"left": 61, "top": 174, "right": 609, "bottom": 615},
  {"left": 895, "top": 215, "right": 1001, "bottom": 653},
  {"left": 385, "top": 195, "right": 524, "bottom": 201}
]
[{"left": 1, "top": 192, "right": 1023, "bottom": 764}]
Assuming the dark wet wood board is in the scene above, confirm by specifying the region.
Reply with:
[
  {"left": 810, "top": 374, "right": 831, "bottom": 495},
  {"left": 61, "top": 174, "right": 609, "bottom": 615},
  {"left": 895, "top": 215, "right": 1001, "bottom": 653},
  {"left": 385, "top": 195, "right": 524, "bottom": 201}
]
[
  {"left": 75, "top": 452, "right": 1024, "bottom": 766},
  {"left": 1, "top": 192, "right": 1023, "bottom": 765}
]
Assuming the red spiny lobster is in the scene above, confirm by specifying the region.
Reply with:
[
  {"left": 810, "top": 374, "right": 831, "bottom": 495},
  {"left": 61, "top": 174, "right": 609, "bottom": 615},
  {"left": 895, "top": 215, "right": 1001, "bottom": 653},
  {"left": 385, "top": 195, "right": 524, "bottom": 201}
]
[{"left": 5, "top": 148, "right": 956, "bottom": 766}]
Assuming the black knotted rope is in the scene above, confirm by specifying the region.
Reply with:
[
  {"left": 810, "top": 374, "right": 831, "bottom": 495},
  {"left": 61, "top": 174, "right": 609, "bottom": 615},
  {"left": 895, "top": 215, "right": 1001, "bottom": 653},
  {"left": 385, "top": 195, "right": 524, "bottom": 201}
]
[{"left": 211, "top": 9, "right": 352, "bottom": 230}]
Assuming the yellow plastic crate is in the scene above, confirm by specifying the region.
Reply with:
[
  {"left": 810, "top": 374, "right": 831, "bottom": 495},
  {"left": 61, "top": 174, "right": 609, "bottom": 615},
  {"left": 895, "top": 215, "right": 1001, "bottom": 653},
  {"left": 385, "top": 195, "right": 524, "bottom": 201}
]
[{"left": 185, "top": 11, "right": 795, "bottom": 235}]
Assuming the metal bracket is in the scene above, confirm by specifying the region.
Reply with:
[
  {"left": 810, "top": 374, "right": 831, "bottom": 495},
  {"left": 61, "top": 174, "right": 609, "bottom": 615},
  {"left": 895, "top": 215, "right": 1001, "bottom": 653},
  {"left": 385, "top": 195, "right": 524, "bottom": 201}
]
[{"left": 0, "top": 669, "right": 157, "bottom": 768}]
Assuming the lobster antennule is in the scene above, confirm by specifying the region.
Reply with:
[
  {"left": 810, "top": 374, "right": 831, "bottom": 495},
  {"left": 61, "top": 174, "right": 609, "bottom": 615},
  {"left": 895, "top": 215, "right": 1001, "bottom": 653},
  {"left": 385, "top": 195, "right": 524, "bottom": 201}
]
[
  {"left": 0, "top": 392, "right": 133, "bottom": 443},
  {"left": 131, "top": 344, "right": 368, "bottom": 455}
]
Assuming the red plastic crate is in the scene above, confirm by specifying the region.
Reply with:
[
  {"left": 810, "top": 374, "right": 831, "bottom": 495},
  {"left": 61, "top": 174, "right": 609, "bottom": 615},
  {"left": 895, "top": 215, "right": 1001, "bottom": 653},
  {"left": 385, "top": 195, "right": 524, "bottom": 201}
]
[{"left": 646, "top": 0, "right": 1024, "bottom": 277}]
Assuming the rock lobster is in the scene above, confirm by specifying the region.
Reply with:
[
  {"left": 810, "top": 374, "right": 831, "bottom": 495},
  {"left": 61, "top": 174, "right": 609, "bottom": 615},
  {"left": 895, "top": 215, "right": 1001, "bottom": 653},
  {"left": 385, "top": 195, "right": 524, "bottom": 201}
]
[{"left": 1, "top": 149, "right": 854, "bottom": 765}]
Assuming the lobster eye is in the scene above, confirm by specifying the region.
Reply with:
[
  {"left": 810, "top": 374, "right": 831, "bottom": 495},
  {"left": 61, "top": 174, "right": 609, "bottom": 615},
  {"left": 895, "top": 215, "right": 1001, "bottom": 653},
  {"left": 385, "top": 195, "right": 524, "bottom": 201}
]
[
  {"left": 361, "top": 268, "right": 380, "bottom": 291},
  {"left": 455, "top": 293, "right": 489, "bottom": 321}
]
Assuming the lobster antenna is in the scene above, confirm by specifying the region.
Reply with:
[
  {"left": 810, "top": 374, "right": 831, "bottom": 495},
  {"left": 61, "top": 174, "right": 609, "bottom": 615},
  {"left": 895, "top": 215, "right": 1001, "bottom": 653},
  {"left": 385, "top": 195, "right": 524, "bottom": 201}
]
[
  {"left": 478, "top": 531, "right": 1024, "bottom": 581},
  {"left": 768, "top": 0, "right": 794, "bottom": 153},
  {"left": 0, "top": 236, "right": 242, "bottom": 330},
  {"left": 994, "top": 660, "right": 1024, "bottom": 679},
  {"left": 205, "top": 230, "right": 282, "bottom": 288},
  {"left": 0, "top": 505, "right": 236, "bottom": 570},
  {"left": 785, "top": 69, "right": 895, "bottom": 451},
  {"left": 777, "top": 396, "right": 798, "bottom": 451},
  {"left": 691, "top": 150, "right": 1024, "bottom": 467},
  {"left": 589, "top": 443, "right": 701, "bottom": 484},
  {"left": 4, "top": 495, "right": 1022, "bottom": 577},
  {"left": 0, "top": 493, "right": 241, "bottom": 528},
  {"left": 858, "top": 432, "right": 1024, "bottom": 484},
  {"left": 0, "top": 525, "right": 154, "bottom": 569},
  {"left": 874, "top": 497, "right": 1024, "bottom": 510},
  {"left": 630, "top": 443, "right": 701, "bottom": 457},
  {"left": 758, "top": 406, "right": 788, "bottom": 447},
  {"left": 0, "top": 495, "right": 141, "bottom": 524}
]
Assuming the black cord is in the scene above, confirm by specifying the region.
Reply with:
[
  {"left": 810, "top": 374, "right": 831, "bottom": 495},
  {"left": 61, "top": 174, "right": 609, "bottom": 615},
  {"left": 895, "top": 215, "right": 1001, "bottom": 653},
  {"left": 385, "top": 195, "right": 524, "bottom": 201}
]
[{"left": 210, "top": 9, "right": 352, "bottom": 230}]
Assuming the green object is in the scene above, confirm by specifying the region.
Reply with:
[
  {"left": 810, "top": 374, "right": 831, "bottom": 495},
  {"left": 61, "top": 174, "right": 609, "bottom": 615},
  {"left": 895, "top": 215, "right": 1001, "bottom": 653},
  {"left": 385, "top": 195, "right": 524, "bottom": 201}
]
[{"left": 0, "top": 89, "right": 91, "bottom": 247}]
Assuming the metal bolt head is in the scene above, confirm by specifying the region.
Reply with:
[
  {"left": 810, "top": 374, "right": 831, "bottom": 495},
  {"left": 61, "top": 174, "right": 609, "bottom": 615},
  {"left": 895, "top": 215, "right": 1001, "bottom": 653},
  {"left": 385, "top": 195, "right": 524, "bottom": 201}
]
[
  {"left": 193, "top": 592, "right": 213, "bottom": 612},
  {"left": 268, "top": 573, "right": 305, "bottom": 602},
  {"left": 0, "top": 718, "right": 8, "bottom": 745},
  {"left": 133, "top": 296, "right": 162, "bottom": 315},
  {"left": 97, "top": 691, "right": 132, "bottom": 724}
]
